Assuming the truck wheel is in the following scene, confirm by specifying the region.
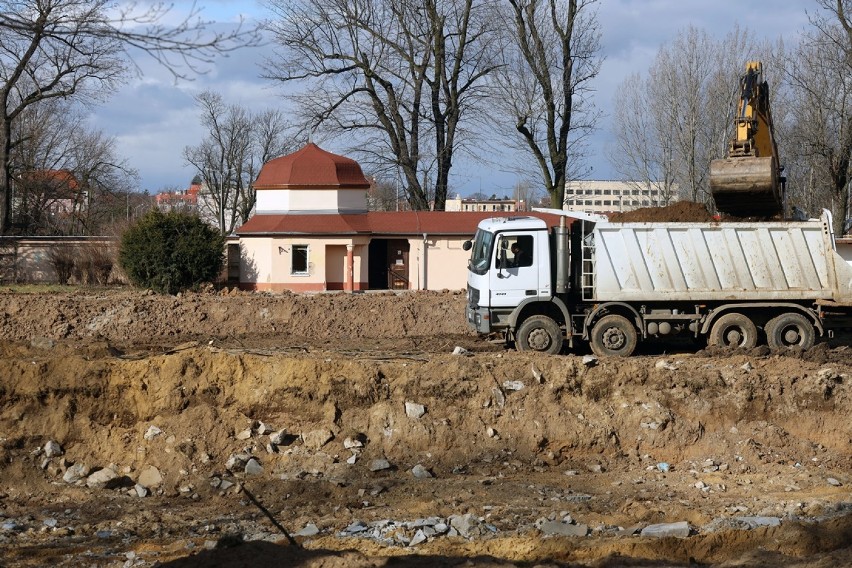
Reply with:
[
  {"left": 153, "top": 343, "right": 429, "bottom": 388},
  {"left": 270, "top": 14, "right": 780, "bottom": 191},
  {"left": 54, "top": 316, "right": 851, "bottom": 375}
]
[
  {"left": 516, "top": 315, "right": 563, "bottom": 354},
  {"left": 590, "top": 315, "right": 638, "bottom": 357},
  {"left": 765, "top": 313, "right": 815, "bottom": 350},
  {"left": 709, "top": 313, "right": 757, "bottom": 349}
]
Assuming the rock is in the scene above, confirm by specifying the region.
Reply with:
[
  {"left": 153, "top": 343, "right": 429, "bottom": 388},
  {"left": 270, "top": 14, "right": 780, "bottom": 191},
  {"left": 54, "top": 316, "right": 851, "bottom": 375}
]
[
  {"left": 225, "top": 453, "right": 250, "bottom": 472},
  {"left": 405, "top": 402, "right": 426, "bottom": 419},
  {"left": 31, "top": 337, "right": 56, "bottom": 349},
  {"left": 531, "top": 363, "right": 544, "bottom": 383},
  {"left": 740, "top": 362, "right": 753, "bottom": 371},
  {"left": 44, "top": 440, "right": 63, "bottom": 458},
  {"left": 410, "top": 529, "right": 427, "bottom": 546},
  {"left": 302, "top": 429, "right": 334, "bottom": 450},
  {"left": 452, "top": 346, "right": 472, "bottom": 356},
  {"left": 137, "top": 465, "right": 164, "bottom": 488},
  {"left": 62, "top": 463, "right": 91, "bottom": 484},
  {"left": 270, "top": 430, "right": 295, "bottom": 446},
  {"left": 655, "top": 359, "right": 677, "bottom": 371},
  {"left": 86, "top": 467, "right": 118, "bottom": 489},
  {"left": 347, "top": 453, "right": 358, "bottom": 465},
  {"left": 582, "top": 354, "right": 597, "bottom": 366},
  {"left": 295, "top": 523, "right": 319, "bottom": 537},
  {"left": 411, "top": 464, "right": 433, "bottom": 479},
  {"left": 134, "top": 484, "right": 148, "bottom": 498},
  {"left": 344, "top": 520, "right": 368, "bottom": 534},
  {"left": 502, "top": 380, "right": 524, "bottom": 391},
  {"left": 43, "top": 518, "right": 58, "bottom": 528},
  {"left": 491, "top": 387, "right": 506, "bottom": 408},
  {"left": 256, "top": 422, "right": 272, "bottom": 436},
  {"left": 344, "top": 437, "right": 364, "bottom": 449},
  {"left": 540, "top": 521, "right": 588, "bottom": 537},
  {"left": 244, "top": 458, "right": 263, "bottom": 476},
  {"left": 486, "top": 427, "right": 498, "bottom": 438},
  {"left": 235, "top": 428, "right": 252, "bottom": 441},
  {"left": 449, "top": 513, "right": 481, "bottom": 538},
  {"left": 827, "top": 477, "right": 842, "bottom": 487},
  {"left": 369, "top": 459, "right": 392, "bottom": 472},
  {"left": 640, "top": 521, "right": 690, "bottom": 538},
  {"left": 657, "top": 462, "right": 670, "bottom": 473},
  {"left": 144, "top": 425, "right": 162, "bottom": 441}
]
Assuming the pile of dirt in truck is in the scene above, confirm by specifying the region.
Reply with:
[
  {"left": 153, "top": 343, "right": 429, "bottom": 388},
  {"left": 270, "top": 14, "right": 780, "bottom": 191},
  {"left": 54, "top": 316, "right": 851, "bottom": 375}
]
[{"left": 0, "top": 289, "right": 850, "bottom": 567}]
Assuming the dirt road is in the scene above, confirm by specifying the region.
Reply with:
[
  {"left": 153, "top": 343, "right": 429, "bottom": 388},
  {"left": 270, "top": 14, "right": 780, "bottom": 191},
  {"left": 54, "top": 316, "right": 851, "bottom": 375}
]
[{"left": 0, "top": 290, "right": 850, "bottom": 567}]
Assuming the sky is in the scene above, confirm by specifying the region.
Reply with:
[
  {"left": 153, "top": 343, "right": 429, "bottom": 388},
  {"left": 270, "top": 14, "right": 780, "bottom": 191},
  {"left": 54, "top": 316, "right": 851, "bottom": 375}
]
[{"left": 87, "top": 0, "right": 812, "bottom": 197}]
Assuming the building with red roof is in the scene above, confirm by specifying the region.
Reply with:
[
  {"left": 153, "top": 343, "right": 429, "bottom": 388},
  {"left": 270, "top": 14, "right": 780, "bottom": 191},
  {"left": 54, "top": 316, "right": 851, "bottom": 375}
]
[{"left": 237, "top": 144, "right": 560, "bottom": 292}]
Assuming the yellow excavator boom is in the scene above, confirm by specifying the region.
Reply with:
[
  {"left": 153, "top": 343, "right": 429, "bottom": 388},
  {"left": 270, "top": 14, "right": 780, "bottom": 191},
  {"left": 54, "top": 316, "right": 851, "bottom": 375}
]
[{"left": 709, "top": 61, "right": 785, "bottom": 217}]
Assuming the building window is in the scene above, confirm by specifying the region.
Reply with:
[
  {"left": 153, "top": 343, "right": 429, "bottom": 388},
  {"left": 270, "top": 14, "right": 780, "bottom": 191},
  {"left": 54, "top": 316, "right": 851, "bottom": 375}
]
[{"left": 291, "top": 244, "right": 309, "bottom": 275}]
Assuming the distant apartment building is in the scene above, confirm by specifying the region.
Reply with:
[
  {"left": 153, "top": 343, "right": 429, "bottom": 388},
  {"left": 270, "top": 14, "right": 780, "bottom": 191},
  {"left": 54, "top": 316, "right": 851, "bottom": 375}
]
[
  {"left": 445, "top": 194, "right": 518, "bottom": 212},
  {"left": 563, "top": 180, "right": 676, "bottom": 214}
]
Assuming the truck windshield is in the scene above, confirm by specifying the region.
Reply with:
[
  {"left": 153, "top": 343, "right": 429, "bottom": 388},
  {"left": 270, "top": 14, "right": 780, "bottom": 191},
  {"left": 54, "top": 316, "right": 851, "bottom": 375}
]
[{"left": 469, "top": 229, "right": 494, "bottom": 275}]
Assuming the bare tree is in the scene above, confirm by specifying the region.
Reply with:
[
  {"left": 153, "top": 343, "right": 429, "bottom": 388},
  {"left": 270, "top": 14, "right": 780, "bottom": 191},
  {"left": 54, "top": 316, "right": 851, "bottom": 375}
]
[
  {"left": 263, "top": 0, "right": 497, "bottom": 211},
  {"left": 184, "top": 91, "right": 295, "bottom": 235},
  {"left": 609, "top": 26, "right": 764, "bottom": 207},
  {"left": 0, "top": 0, "right": 261, "bottom": 233},
  {"left": 488, "top": 0, "right": 602, "bottom": 208},
  {"left": 785, "top": 1, "right": 852, "bottom": 234},
  {"left": 10, "top": 98, "right": 137, "bottom": 235}
]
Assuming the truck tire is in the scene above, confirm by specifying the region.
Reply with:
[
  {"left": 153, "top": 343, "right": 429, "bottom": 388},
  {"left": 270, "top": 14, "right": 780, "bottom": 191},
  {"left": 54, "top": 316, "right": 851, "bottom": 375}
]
[
  {"left": 516, "top": 315, "right": 563, "bottom": 354},
  {"left": 709, "top": 313, "right": 758, "bottom": 349},
  {"left": 765, "top": 313, "right": 815, "bottom": 350},
  {"left": 590, "top": 315, "right": 638, "bottom": 357}
]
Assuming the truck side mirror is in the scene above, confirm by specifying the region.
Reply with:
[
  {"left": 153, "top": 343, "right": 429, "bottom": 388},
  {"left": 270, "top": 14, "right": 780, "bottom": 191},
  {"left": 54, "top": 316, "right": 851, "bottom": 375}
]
[{"left": 462, "top": 240, "right": 472, "bottom": 251}]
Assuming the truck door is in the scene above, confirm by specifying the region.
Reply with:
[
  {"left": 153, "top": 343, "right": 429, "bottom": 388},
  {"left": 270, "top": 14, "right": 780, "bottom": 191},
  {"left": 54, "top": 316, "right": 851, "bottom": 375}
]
[{"left": 489, "top": 233, "right": 539, "bottom": 308}]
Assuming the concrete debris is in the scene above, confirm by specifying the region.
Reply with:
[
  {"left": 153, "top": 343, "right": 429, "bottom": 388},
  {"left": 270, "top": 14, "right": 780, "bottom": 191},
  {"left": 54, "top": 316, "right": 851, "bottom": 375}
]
[
  {"left": 302, "top": 429, "right": 334, "bottom": 450},
  {"left": 491, "top": 387, "right": 506, "bottom": 408},
  {"left": 225, "top": 453, "right": 250, "bottom": 472},
  {"left": 235, "top": 428, "right": 252, "bottom": 441},
  {"left": 449, "top": 513, "right": 482, "bottom": 538},
  {"left": 137, "top": 465, "right": 163, "bottom": 488},
  {"left": 295, "top": 523, "right": 319, "bottom": 537},
  {"left": 43, "top": 440, "right": 63, "bottom": 458},
  {"left": 405, "top": 401, "right": 426, "bottom": 419},
  {"left": 244, "top": 458, "right": 263, "bottom": 476},
  {"left": 539, "top": 520, "right": 588, "bottom": 537},
  {"left": 502, "top": 380, "right": 525, "bottom": 391},
  {"left": 582, "top": 355, "right": 597, "bottom": 366},
  {"left": 735, "top": 516, "right": 782, "bottom": 528},
  {"left": 86, "top": 467, "right": 119, "bottom": 490},
  {"left": 640, "top": 521, "right": 690, "bottom": 538},
  {"left": 344, "top": 436, "right": 365, "bottom": 449},
  {"left": 452, "top": 346, "right": 472, "bottom": 356},
  {"left": 411, "top": 464, "right": 433, "bottom": 479},
  {"left": 256, "top": 422, "right": 272, "bottom": 436},
  {"left": 531, "top": 363, "right": 544, "bottom": 383},
  {"left": 827, "top": 477, "right": 842, "bottom": 487},
  {"left": 62, "top": 463, "right": 91, "bottom": 484},
  {"left": 134, "top": 484, "right": 148, "bottom": 498},
  {"left": 143, "top": 425, "right": 162, "bottom": 441},
  {"left": 655, "top": 359, "right": 677, "bottom": 371},
  {"left": 369, "top": 459, "right": 392, "bottom": 472},
  {"left": 269, "top": 430, "right": 292, "bottom": 446}
]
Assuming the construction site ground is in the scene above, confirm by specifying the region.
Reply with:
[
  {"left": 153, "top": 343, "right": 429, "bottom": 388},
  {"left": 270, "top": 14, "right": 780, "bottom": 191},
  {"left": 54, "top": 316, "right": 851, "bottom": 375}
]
[{"left": 0, "top": 288, "right": 850, "bottom": 567}]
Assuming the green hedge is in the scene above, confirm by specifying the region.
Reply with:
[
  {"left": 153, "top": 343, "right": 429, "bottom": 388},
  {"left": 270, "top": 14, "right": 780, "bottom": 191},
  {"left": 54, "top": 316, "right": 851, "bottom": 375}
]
[{"left": 119, "top": 210, "right": 225, "bottom": 294}]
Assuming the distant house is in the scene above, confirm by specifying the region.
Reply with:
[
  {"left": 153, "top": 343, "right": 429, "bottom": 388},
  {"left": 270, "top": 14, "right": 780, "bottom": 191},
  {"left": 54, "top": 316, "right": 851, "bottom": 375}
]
[
  {"left": 446, "top": 194, "right": 518, "bottom": 212},
  {"left": 237, "top": 144, "right": 560, "bottom": 292},
  {"left": 155, "top": 183, "right": 200, "bottom": 212}
]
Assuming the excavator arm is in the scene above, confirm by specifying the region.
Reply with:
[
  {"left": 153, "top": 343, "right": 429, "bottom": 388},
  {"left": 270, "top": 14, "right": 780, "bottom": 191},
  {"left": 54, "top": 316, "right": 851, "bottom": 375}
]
[{"left": 709, "top": 61, "right": 785, "bottom": 217}]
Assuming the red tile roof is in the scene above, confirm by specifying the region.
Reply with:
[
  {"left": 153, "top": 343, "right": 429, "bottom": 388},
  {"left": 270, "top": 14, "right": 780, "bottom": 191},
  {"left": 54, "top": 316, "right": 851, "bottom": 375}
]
[
  {"left": 237, "top": 211, "right": 567, "bottom": 236},
  {"left": 254, "top": 143, "right": 371, "bottom": 190}
]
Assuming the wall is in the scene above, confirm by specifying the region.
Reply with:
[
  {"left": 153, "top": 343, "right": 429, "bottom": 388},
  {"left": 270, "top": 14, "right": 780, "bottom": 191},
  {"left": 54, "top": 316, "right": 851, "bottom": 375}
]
[
  {"left": 256, "top": 188, "right": 367, "bottom": 214},
  {"left": 0, "top": 237, "right": 118, "bottom": 284}
]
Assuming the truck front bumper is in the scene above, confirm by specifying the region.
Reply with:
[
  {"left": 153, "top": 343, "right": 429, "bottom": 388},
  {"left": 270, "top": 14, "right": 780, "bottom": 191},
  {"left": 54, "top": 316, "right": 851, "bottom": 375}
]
[{"left": 467, "top": 305, "right": 492, "bottom": 334}]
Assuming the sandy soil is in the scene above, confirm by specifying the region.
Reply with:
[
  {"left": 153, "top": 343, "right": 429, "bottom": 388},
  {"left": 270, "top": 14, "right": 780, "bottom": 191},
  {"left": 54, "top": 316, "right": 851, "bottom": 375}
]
[{"left": 0, "top": 289, "right": 850, "bottom": 567}]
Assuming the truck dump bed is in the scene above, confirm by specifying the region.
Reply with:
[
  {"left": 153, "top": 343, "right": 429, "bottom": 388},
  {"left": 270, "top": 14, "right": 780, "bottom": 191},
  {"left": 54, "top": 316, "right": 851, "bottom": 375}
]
[{"left": 589, "top": 213, "right": 852, "bottom": 303}]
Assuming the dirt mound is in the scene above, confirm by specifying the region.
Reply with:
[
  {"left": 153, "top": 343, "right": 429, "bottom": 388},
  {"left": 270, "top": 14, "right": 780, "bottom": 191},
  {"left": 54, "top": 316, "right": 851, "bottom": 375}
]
[
  {"left": 608, "top": 201, "right": 717, "bottom": 223},
  {"left": 0, "top": 290, "right": 851, "bottom": 566}
]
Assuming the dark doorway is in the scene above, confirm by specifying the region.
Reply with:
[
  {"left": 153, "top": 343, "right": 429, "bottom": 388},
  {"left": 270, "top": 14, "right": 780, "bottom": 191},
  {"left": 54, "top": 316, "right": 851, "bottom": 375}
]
[{"left": 368, "top": 239, "right": 411, "bottom": 289}]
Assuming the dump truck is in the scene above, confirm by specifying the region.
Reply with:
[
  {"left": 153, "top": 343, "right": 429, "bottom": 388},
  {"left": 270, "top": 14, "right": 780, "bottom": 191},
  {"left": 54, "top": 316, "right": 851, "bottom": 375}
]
[
  {"left": 464, "top": 210, "right": 852, "bottom": 357},
  {"left": 709, "top": 61, "right": 785, "bottom": 217}
]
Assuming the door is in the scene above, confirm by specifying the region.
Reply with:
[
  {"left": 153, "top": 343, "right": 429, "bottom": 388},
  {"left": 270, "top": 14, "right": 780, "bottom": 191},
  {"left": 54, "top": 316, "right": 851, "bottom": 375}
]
[
  {"left": 387, "top": 239, "right": 410, "bottom": 289},
  {"left": 489, "top": 232, "right": 539, "bottom": 308}
]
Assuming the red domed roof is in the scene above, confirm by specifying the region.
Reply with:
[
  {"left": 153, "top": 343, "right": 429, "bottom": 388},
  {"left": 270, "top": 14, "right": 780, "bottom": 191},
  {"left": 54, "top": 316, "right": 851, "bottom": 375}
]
[{"left": 254, "top": 143, "right": 370, "bottom": 190}]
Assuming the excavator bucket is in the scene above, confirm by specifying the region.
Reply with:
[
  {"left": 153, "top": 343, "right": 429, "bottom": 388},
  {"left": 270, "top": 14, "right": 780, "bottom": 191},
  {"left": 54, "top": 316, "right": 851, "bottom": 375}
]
[{"left": 709, "top": 156, "right": 781, "bottom": 217}]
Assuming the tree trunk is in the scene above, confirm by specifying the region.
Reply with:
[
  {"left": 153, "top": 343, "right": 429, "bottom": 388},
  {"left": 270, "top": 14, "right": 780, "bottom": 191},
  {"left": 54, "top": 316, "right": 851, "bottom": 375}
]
[{"left": 0, "top": 114, "right": 11, "bottom": 233}]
